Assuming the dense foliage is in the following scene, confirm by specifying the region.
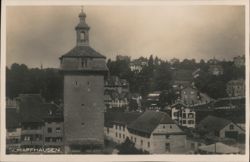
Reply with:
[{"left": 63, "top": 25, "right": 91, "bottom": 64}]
[
  {"left": 6, "top": 63, "right": 63, "bottom": 103},
  {"left": 117, "top": 137, "right": 149, "bottom": 154},
  {"left": 6, "top": 56, "right": 245, "bottom": 103}
]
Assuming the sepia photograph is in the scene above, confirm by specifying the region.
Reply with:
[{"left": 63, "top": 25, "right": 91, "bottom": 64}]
[{"left": 1, "top": 0, "right": 249, "bottom": 161}]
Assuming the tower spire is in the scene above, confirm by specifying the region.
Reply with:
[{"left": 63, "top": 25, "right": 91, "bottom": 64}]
[{"left": 75, "top": 6, "right": 90, "bottom": 46}]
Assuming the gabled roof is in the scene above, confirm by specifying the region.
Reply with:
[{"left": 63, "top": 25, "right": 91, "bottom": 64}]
[
  {"left": 104, "top": 112, "right": 141, "bottom": 127},
  {"left": 198, "top": 142, "right": 240, "bottom": 154},
  {"left": 171, "top": 102, "right": 188, "bottom": 108},
  {"left": 6, "top": 108, "right": 20, "bottom": 129},
  {"left": 127, "top": 111, "right": 175, "bottom": 134},
  {"left": 60, "top": 46, "right": 106, "bottom": 59},
  {"left": 197, "top": 115, "right": 232, "bottom": 132}
]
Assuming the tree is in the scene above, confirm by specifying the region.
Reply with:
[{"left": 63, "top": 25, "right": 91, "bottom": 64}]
[
  {"left": 159, "top": 89, "right": 178, "bottom": 107},
  {"left": 154, "top": 62, "right": 172, "bottom": 91},
  {"left": 128, "top": 99, "right": 138, "bottom": 111},
  {"left": 148, "top": 55, "right": 154, "bottom": 67},
  {"left": 6, "top": 63, "right": 63, "bottom": 103},
  {"left": 117, "top": 138, "right": 148, "bottom": 154}
]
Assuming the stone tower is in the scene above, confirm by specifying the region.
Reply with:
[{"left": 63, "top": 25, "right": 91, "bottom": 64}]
[{"left": 60, "top": 8, "right": 108, "bottom": 153}]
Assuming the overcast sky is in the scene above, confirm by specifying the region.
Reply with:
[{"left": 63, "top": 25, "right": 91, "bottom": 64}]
[{"left": 6, "top": 5, "right": 245, "bottom": 68}]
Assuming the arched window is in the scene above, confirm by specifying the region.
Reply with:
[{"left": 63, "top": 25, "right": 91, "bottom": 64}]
[{"left": 80, "top": 31, "right": 85, "bottom": 41}]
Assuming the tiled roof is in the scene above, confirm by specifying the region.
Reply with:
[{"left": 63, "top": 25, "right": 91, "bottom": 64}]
[
  {"left": 6, "top": 109, "right": 20, "bottom": 129},
  {"left": 198, "top": 142, "right": 240, "bottom": 154},
  {"left": 127, "top": 111, "right": 175, "bottom": 134},
  {"left": 197, "top": 115, "right": 231, "bottom": 132},
  {"left": 60, "top": 46, "right": 106, "bottom": 59},
  {"left": 104, "top": 112, "right": 141, "bottom": 128}
]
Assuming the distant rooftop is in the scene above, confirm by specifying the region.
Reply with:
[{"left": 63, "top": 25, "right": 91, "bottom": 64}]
[
  {"left": 197, "top": 115, "right": 232, "bottom": 132},
  {"left": 127, "top": 111, "right": 175, "bottom": 135}
]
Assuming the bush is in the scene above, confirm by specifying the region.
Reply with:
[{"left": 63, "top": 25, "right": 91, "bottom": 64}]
[{"left": 117, "top": 137, "right": 149, "bottom": 154}]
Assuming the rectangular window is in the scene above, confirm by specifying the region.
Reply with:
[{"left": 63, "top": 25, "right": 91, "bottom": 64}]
[
  {"left": 24, "top": 136, "right": 31, "bottom": 141},
  {"left": 47, "top": 127, "right": 52, "bottom": 133},
  {"left": 52, "top": 137, "right": 57, "bottom": 142},
  {"left": 141, "top": 140, "right": 143, "bottom": 146},
  {"left": 115, "top": 132, "right": 118, "bottom": 137},
  {"left": 123, "top": 134, "right": 125, "bottom": 139},
  {"left": 107, "top": 128, "right": 109, "bottom": 134},
  {"left": 56, "top": 127, "right": 61, "bottom": 133},
  {"left": 148, "top": 142, "right": 150, "bottom": 147},
  {"left": 188, "top": 120, "right": 194, "bottom": 124},
  {"left": 57, "top": 138, "right": 62, "bottom": 142},
  {"left": 182, "top": 120, "right": 186, "bottom": 124},
  {"left": 182, "top": 113, "right": 186, "bottom": 118},
  {"left": 188, "top": 113, "right": 194, "bottom": 118},
  {"left": 119, "top": 133, "right": 121, "bottom": 138}
]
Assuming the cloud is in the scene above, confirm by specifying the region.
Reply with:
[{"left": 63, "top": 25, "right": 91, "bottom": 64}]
[{"left": 6, "top": 5, "right": 245, "bottom": 68}]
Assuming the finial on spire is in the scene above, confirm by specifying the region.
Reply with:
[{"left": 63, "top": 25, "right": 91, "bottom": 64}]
[
  {"left": 79, "top": 6, "right": 86, "bottom": 18},
  {"left": 81, "top": 6, "right": 84, "bottom": 13}
]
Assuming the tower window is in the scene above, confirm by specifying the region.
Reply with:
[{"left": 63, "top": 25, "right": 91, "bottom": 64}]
[
  {"left": 73, "top": 81, "right": 79, "bottom": 88},
  {"left": 81, "top": 58, "right": 88, "bottom": 68},
  {"left": 80, "top": 32, "right": 85, "bottom": 41}
]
